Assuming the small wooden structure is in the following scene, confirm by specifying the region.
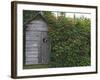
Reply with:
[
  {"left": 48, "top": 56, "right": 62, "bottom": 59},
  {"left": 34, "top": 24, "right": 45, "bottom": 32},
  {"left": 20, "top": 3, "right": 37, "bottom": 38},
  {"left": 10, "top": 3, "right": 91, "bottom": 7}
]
[{"left": 24, "top": 13, "right": 50, "bottom": 65}]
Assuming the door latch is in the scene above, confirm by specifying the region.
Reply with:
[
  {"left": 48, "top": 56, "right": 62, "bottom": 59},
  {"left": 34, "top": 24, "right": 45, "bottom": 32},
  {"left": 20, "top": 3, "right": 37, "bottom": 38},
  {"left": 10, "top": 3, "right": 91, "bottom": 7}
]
[{"left": 43, "top": 38, "right": 48, "bottom": 43}]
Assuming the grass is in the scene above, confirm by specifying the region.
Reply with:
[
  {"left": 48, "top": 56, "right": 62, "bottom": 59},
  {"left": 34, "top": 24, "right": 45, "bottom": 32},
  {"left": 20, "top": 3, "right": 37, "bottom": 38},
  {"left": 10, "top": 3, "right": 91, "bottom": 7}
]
[{"left": 23, "top": 64, "right": 50, "bottom": 69}]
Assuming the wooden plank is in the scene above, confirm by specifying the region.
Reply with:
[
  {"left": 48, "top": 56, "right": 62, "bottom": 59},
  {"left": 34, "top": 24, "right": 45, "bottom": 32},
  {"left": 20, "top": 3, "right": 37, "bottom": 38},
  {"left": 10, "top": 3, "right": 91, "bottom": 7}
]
[
  {"left": 25, "top": 48, "right": 39, "bottom": 51},
  {"left": 25, "top": 43, "right": 39, "bottom": 47},
  {"left": 26, "top": 54, "right": 38, "bottom": 58},
  {"left": 25, "top": 41, "right": 39, "bottom": 45}
]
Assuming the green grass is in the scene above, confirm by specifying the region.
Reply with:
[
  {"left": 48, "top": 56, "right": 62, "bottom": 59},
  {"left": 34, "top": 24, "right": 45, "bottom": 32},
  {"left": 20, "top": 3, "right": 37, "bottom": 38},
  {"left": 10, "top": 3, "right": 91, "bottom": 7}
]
[{"left": 23, "top": 64, "right": 50, "bottom": 69}]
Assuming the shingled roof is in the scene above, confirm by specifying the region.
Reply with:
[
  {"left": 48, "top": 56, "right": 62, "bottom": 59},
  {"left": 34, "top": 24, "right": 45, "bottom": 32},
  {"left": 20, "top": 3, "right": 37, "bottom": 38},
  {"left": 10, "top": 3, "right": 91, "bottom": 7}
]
[{"left": 23, "top": 13, "right": 48, "bottom": 26}]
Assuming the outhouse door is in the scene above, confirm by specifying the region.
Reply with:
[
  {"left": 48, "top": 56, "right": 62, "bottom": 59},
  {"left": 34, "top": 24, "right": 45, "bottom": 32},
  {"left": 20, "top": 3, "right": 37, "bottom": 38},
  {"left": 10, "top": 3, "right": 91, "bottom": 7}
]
[
  {"left": 25, "top": 19, "right": 50, "bottom": 65},
  {"left": 39, "top": 32, "right": 49, "bottom": 64}
]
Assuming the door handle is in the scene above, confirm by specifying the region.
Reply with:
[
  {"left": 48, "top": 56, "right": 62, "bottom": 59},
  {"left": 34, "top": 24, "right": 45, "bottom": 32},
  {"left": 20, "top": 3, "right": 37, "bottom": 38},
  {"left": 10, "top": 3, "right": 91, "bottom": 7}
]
[{"left": 43, "top": 38, "right": 48, "bottom": 43}]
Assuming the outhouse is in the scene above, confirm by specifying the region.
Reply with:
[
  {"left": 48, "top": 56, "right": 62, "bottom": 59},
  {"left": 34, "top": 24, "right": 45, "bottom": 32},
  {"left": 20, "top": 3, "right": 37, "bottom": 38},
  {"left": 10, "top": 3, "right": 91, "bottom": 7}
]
[{"left": 24, "top": 13, "right": 50, "bottom": 65}]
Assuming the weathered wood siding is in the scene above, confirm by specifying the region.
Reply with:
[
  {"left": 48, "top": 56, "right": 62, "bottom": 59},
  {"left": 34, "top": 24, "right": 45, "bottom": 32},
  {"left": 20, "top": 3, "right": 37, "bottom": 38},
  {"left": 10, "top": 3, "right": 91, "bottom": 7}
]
[{"left": 25, "top": 19, "right": 49, "bottom": 65}]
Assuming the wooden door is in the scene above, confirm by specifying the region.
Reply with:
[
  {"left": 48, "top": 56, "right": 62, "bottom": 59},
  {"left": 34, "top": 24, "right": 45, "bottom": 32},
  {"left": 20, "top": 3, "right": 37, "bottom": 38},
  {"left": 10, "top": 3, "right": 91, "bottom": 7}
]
[{"left": 38, "top": 32, "right": 50, "bottom": 64}]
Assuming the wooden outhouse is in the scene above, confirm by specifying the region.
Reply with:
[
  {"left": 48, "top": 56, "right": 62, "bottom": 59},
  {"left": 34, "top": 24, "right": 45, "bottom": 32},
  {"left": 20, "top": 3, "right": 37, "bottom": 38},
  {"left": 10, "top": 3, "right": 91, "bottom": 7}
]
[{"left": 24, "top": 13, "right": 50, "bottom": 65}]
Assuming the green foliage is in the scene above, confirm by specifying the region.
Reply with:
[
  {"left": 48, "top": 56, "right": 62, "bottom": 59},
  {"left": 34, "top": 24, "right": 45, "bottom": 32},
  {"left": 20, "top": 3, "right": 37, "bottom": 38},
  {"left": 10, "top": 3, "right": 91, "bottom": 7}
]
[
  {"left": 23, "top": 10, "right": 91, "bottom": 67},
  {"left": 46, "top": 13, "right": 91, "bottom": 67},
  {"left": 23, "top": 10, "right": 39, "bottom": 24}
]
